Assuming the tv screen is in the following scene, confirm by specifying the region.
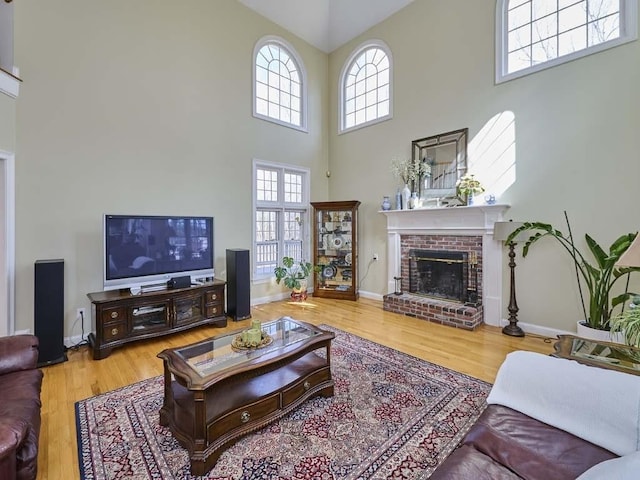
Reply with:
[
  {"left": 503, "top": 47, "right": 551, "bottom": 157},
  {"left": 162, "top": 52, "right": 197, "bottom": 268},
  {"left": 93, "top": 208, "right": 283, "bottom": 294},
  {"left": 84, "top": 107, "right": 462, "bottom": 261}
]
[{"left": 104, "top": 214, "right": 214, "bottom": 290}]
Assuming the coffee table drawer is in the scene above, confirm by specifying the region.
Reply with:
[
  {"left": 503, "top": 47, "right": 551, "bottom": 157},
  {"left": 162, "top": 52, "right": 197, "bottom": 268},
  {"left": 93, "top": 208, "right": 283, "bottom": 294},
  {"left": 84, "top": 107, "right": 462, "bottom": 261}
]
[
  {"left": 282, "top": 367, "right": 331, "bottom": 407},
  {"left": 208, "top": 393, "right": 280, "bottom": 440}
]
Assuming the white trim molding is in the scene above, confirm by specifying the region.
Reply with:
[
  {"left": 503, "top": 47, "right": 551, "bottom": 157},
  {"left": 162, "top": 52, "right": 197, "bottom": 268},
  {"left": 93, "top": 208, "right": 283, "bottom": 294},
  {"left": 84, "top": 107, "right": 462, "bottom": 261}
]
[
  {"left": 0, "top": 68, "right": 20, "bottom": 98},
  {"left": 0, "top": 149, "right": 15, "bottom": 336}
]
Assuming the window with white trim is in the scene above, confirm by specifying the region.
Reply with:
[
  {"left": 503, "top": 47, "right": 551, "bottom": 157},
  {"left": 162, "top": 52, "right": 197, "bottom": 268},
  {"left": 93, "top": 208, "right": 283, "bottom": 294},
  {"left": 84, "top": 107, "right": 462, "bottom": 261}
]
[
  {"left": 496, "top": 0, "right": 638, "bottom": 82},
  {"left": 253, "top": 160, "right": 311, "bottom": 280},
  {"left": 253, "top": 36, "right": 307, "bottom": 131},
  {"left": 339, "top": 40, "right": 393, "bottom": 133}
]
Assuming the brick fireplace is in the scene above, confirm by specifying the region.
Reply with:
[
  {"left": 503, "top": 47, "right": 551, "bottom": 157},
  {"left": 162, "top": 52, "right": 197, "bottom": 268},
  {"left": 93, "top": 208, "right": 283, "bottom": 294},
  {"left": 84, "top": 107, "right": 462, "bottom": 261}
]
[{"left": 382, "top": 205, "right": 509, "bottom": 329}]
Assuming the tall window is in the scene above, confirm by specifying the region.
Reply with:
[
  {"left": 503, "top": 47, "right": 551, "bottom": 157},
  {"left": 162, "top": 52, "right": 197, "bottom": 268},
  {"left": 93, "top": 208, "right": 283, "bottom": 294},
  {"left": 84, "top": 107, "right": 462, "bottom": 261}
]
[
  {"left": 253, "top": 36, "right": 307, "bottom": 132},
  {"left": 253, "top": 160, "right": 310, "bottom": 280},
  {"left": 496, "top": 0, "right": 637, "bottom": 82},
  {"left": 339, "top": 40, "right": 393, "bottom": 133}
]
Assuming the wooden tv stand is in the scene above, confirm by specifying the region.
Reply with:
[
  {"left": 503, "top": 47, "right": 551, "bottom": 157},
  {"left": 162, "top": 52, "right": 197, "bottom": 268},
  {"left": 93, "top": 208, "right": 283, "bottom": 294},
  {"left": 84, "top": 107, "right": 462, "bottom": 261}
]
[{"left": 87, "top": 280, "right": 227, "bottom": 360}]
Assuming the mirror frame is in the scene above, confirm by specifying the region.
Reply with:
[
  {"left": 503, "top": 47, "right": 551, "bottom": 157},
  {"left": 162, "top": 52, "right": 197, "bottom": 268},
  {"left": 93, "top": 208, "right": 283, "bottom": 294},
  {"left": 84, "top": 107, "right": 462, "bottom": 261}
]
[{"left": 412, "top": 128, "right": 468, "bottom": 198}]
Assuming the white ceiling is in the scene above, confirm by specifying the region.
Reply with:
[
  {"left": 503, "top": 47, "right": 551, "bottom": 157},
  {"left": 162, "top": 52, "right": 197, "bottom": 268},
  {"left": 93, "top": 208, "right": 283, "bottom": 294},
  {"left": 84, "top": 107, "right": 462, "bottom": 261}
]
[{"left": 237, "top": 0, "right": 414, "bottom": 53}]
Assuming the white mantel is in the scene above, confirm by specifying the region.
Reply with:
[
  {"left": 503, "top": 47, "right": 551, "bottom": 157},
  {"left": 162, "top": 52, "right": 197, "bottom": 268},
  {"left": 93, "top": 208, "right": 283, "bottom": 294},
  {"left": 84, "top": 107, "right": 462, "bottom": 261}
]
[{"left": 382, "top": 204, "right": 510, "bottom": 327}]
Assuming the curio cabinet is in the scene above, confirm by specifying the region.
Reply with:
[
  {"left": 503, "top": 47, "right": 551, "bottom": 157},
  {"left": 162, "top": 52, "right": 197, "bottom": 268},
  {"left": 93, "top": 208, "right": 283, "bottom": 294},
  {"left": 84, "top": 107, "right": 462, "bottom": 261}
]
[{"left": 311, "top": 200, "right": 360, "bottom": 300}]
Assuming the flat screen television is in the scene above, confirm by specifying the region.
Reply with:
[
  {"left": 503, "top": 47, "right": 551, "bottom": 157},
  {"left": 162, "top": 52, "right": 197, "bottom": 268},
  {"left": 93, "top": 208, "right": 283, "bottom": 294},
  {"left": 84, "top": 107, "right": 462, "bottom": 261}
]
[{"left": 103, "top": 214, "right": 214, "bottom": 290}]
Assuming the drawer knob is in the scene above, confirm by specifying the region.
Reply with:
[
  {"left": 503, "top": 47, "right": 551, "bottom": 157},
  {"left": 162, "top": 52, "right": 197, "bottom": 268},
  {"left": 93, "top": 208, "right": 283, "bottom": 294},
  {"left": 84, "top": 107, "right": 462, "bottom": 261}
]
[
  {"left": 110, "top": 311, "right": 118, "bottom": 319},
  {"left": 303, "top": 380, "right": 311, "bottom": 391},
  {"left": 240, "top": 411, "right": 250, "bottom": 423},
  {"left": 211, "top": 293, "right": 217, "bottom": 300},
  {"left": 111, "top": 327, "right": 119, "bottom": 336},
  {"left": 211, "top": 307, "right": 218, "bottom": 314}
]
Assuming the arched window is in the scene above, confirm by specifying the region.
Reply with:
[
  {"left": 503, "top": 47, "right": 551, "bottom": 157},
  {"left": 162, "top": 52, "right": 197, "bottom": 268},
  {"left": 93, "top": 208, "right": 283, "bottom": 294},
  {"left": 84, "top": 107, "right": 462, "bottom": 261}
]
[
  {"left": 339, "top": 40, "right": 393, "bottom": 133},
  {"left": 253, "top": 36, "right": 307, "bottom": 131},
  {"left": 496, "top": 0, "right": 637, "bottom": 83}
]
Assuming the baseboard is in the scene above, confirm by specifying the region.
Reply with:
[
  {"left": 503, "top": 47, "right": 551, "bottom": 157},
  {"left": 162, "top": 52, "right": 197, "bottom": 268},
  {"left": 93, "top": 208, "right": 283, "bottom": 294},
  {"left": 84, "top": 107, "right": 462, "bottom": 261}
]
[
  {"left": 358, "top": 290, "right": 383, "bottom": 301},
  {"left": 251, "top": 292, "right": 293, "bottom": 306},
  {"left": 64, "top": 334, "right": 90, "bottom": 349},
  {"left": 15, "top": 328, "right": 32, "bottom": 335},
  {"left": 500, "top": 318, "right": 573, "bottom": 339}
]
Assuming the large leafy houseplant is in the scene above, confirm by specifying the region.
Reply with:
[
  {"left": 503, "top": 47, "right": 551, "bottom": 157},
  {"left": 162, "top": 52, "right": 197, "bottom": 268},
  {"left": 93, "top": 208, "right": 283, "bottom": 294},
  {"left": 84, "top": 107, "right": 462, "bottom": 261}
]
[
  {"left": 507, "top": 221, "right": 640, "bottom": 331},
  {"left": 274, "top": 256, "right": 319, "bottom": 291}
]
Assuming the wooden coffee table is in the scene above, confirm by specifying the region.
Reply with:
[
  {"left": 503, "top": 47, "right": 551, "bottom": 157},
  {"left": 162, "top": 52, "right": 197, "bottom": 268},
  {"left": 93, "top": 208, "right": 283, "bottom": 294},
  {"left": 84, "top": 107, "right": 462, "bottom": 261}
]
[
  {"left": 157, "top": 317, "right": 335, "bottom": 476},
  {"left": 553, "top": 334, "right": 640, "bottom": 376}
]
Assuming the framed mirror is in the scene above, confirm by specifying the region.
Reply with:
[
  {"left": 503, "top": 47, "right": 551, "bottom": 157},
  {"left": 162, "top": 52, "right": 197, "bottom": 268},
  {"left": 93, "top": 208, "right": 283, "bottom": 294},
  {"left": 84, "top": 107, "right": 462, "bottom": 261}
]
[{"left": 412, "top": 128, "right": 468, "bottom": 198}]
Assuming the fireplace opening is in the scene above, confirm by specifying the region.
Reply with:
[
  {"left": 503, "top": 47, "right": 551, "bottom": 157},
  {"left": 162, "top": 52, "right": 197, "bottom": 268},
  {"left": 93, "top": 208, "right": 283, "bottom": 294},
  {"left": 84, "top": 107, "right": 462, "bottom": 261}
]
[{"left": 409, "top": 249, "right": 479, "bottom": 305}]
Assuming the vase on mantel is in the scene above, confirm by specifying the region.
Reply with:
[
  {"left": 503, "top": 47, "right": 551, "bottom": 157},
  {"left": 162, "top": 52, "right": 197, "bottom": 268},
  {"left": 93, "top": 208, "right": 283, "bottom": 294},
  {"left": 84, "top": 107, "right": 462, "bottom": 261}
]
[
  {"left": 401, "top": 184, "right": 411, "bottom": 210},
  {"left": 467, "top": 194, "right": 474, "bottom": 206}
]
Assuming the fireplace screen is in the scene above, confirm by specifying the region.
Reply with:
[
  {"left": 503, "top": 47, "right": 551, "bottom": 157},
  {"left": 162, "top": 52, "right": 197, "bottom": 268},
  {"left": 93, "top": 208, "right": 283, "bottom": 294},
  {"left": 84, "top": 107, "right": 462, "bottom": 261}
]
[{"left": 409, "top": 249, "right": 478, "bottom": 304}]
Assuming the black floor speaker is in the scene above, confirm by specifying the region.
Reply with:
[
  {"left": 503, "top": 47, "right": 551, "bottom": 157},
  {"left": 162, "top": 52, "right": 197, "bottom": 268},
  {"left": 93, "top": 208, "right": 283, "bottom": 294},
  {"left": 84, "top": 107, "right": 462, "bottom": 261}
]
[
  {"left": 34, "top": 259, "right": 67, "bottom": 367},
  {"left": 226, "top": 249, "right": 251, "bottom": 321}
]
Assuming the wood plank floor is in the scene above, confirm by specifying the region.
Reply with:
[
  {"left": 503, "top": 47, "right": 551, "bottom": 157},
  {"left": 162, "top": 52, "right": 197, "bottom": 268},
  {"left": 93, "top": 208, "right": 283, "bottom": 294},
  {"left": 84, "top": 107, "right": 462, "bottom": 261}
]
[{"left": 37, "top": 297, "right": 554, "bottom": 480}]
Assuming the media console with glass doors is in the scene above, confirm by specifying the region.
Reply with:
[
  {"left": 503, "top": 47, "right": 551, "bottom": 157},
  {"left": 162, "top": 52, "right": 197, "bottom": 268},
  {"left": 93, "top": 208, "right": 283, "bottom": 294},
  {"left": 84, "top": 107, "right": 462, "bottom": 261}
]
[
  {"left": 87, "top": 280, "right": 227, "bottom": 360},
  {"left": 311, "top": 200, "right": 360, "bottom": 300}
]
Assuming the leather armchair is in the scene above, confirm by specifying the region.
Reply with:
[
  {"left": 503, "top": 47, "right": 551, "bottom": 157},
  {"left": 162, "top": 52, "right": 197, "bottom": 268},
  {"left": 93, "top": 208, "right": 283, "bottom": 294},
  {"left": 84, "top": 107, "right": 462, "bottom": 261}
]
[{"left": 0, "top": 335, "right": 43, "bottom": 480}]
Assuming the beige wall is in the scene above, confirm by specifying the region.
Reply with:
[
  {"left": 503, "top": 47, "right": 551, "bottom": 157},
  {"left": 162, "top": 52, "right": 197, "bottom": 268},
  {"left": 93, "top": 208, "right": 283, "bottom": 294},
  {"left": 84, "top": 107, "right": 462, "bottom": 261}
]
[
  {"left": 12, "top": 0, "right": 640, "bottom": 338},
  {"left": 13, "top": 0, "right": 329, "bottom": 334},
  {"left": 328, "top": 0, "right": 640, "bottom": 334}
]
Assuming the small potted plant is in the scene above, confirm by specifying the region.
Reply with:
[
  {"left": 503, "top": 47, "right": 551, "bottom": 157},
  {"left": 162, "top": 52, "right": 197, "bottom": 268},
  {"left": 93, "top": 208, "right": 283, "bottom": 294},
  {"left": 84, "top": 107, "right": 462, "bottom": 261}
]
[
  {"left": 274, "top": 256, "right": 320, "bottom": 301},
  {"left": 456, "top": 174, "right": 485, "bottom": 205},
  {"left": 609, "top": 296, "right": 640, "bottom": 348}
]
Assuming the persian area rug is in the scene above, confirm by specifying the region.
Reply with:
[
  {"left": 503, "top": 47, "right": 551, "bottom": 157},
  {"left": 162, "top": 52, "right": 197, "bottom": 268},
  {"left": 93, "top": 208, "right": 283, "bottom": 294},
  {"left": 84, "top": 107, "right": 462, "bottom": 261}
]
[{"left": 75, "top": 325, "right": 491, "bottom": 479}]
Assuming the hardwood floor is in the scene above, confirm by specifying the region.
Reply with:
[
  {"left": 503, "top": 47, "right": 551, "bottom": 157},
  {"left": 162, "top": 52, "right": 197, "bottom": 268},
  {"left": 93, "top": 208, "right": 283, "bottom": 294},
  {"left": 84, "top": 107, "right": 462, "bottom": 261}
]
[{"left": 37, "top": 297, "right": 554, "bottom": 480}]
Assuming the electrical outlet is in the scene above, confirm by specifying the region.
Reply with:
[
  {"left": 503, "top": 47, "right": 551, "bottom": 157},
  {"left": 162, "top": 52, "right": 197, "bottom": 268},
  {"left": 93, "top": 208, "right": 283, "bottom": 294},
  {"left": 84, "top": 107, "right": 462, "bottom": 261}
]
[
  {"left": 76, "top": 308, "right": 86, "bottom": 321},
  {"left": 373, "top": 253, "right": 379, "bottom": 261}
]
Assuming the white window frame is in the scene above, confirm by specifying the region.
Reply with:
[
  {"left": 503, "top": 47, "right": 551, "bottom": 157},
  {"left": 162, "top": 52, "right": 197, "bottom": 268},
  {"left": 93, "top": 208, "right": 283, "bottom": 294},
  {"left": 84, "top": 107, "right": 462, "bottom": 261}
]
[
  {"left": 252, "top": 159, "right": 311, "bottom": 282},
  {"left": 339, "top": 39, "right": 393, "bottom": 134},
  {"left": 496, "top": 0, "right": 638, "bottom": 83},
  {"left": 252, "top": 35, "right": 308, "bottom": 132}
]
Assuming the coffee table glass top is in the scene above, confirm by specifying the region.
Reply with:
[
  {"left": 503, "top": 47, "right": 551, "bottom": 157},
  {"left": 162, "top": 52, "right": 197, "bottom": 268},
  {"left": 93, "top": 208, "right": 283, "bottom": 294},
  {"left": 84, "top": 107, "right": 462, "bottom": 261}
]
[
  {"left": 569, "top": 337, "right": 640, "bottom": 373},
  {"left": 175, "top": 317, "right": 322, "bottom": 377}
]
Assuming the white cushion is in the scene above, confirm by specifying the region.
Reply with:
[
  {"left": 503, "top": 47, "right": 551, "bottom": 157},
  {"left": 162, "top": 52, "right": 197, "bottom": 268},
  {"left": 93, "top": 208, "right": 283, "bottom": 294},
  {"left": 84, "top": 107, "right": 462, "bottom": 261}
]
[{"left": 576, "top": 450, "right": 640, "bottom": 479}]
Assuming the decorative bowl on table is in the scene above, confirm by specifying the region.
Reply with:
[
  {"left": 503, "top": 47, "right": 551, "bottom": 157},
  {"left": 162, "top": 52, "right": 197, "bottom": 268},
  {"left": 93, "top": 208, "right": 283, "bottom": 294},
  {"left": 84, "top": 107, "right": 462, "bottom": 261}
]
[{"left": 231, "top": 332, "right": 273, "bottom": 351}]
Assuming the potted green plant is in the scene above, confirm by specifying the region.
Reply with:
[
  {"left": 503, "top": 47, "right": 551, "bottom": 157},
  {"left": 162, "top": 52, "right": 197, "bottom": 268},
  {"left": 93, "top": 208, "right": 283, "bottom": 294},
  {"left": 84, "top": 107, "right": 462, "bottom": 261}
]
[
  {"left": 274, "top": 256, "right": 320, "bottom": 301},
  {"left": 507, "top": 219, "right": 640, "bottom": 333},
  {"left": 610, "top": 296, "right": 640, "bottom": 348}
]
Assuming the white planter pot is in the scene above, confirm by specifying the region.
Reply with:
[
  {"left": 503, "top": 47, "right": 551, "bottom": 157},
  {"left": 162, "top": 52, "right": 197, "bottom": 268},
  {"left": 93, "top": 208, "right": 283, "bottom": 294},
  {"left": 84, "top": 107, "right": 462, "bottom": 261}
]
[{"left": 576, "top": 321, "right": 625, "bottom": 344}]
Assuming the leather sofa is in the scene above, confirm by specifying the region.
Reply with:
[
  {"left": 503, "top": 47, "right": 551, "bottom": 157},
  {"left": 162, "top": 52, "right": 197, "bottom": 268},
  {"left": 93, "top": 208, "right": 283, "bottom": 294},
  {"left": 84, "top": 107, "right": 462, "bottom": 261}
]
[
  {"left": 430, "top": 403, "right": 617, "bottom": 479},
  {"left": 431, "top": 351, "right": 640, "bottom": 480},
  {"left": 0, "top": 335, "right": 43, "bottom": 480}
]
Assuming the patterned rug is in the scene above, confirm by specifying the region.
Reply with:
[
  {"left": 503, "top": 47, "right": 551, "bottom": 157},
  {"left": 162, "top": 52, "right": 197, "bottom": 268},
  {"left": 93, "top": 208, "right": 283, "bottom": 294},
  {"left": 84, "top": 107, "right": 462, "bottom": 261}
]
[{"left": 75, "top": 325, "right": 491, "bottom": 479}]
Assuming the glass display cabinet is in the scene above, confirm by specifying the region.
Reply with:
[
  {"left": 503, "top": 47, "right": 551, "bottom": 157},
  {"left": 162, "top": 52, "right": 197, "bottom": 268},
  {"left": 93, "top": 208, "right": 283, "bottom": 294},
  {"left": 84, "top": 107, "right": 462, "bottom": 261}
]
[{"left": 311, "top": 200, "right": 360, "bottom": 300}]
